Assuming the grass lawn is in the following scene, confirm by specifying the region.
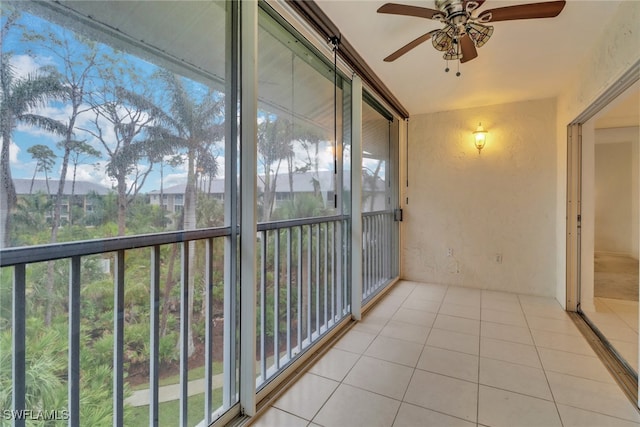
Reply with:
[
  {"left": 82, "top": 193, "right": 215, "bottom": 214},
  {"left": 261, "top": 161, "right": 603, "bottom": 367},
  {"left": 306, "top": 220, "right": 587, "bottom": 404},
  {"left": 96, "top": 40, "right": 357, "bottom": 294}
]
[{"left": 129, "top": 388, "right": 223, "bottom": 425}]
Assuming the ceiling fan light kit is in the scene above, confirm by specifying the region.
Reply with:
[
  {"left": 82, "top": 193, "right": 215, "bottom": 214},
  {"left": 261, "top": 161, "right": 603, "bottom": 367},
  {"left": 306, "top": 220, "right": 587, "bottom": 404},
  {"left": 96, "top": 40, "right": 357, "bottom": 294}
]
[{"left": 378, "top": 0, "right": 566, "bottom": 75}]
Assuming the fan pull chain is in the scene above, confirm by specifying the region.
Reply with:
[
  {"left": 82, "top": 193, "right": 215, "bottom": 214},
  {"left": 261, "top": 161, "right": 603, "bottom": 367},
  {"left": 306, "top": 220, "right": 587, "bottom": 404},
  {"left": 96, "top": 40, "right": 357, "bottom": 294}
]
[{"left": 456, "top": 38, "right": 461, "bottom": 77}]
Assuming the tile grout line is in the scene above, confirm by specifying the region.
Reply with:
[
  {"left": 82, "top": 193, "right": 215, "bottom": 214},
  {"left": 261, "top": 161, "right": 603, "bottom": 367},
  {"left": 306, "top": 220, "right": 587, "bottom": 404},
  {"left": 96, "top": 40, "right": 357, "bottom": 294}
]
[
  {"left": 392, "top": 283, "right": 447, "bottom": 427},
  {"left": 518, "top": 293, "right": 566, "bottom": 427},
  {"left": 311, "top": 281, "right": 416, "bottom": 427},
  {"left": 476, "top": 290, "right": 483, "bottom": 426}
]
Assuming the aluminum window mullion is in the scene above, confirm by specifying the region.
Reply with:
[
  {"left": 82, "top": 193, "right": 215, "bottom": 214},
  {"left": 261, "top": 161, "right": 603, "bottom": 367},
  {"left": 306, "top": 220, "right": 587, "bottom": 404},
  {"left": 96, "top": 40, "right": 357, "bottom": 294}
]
[
  {"left": 239, "top": 0, "right": 258, "bottom": 416},
  {"left": 351, "top": 75, "right": 363, "bottom": 319},
  {"left": 69, "top": 257, "right": 81, "bottom": 425},
  {"left": 12, "top": 263, "right": 26, "bottom": 427},
  {"left": 223, "top": 0, "right": 240, "bottom": 410}
]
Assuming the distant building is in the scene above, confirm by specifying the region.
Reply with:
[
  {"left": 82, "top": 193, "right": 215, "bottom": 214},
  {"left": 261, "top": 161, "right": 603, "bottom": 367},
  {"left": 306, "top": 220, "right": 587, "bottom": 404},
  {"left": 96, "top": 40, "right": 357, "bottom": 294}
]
[
  {"left": 149, "top": 170, "right": 387, "bottom": 214},
  {"left": 14, "top": 178, "right": 112, "bottom": 222}
]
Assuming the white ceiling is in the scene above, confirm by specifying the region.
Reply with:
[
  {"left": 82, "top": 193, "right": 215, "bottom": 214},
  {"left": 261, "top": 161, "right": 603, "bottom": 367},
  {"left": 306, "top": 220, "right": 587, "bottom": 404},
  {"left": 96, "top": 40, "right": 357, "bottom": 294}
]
[{"left": 315, "top": 0, "right": 624, "bottom": 116}]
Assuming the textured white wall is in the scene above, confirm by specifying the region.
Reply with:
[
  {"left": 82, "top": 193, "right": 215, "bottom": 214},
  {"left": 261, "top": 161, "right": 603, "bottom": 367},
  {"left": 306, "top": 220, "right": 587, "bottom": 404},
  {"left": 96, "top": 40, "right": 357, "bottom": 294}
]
[
  {"left": 555, "top": 1, "right": 640, "bottom": 306},
  {"left": 594, "top": 129, "right": 639, "bottom": 257},
  {"left": 402, "top": 99, "right": 557, "bottom": 296}
]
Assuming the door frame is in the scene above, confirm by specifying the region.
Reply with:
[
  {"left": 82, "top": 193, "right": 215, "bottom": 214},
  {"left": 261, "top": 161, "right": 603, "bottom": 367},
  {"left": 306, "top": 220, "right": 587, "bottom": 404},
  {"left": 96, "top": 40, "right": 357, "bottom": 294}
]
[{"left": 566, "top": 60, "right": 640, "bottom": 310}]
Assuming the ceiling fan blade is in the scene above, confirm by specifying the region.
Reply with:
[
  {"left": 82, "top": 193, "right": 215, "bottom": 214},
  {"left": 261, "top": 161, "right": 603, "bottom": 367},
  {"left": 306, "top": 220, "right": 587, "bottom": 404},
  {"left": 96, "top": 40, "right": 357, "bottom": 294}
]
[
  {"left": 377, "top": 3, "right": 440, "bottom": 20},
  {"left": 478, "top": 1, "right": 565, "bottom": 22},
  {"left": 459, "top": 34, "right": 478, "bottom": 63},
  {"left": 384, "top": 30, "right": 438, "bottom": 62},
  {"left": 465, "top": 0, "right": 487, "bottom": 10}
]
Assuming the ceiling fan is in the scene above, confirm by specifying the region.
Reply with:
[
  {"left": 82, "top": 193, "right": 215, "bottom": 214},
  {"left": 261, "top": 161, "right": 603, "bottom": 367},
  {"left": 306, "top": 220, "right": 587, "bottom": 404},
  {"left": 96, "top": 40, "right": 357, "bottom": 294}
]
[{"left": 378, "top": 0, "right": 566, "bottom": 75}]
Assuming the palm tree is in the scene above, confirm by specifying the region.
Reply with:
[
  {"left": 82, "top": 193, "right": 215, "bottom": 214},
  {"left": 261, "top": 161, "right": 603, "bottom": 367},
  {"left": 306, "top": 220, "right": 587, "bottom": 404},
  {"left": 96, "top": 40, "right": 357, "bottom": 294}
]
[
  {"left": 0, "top": 54, "right": 66, "bottom": 248},
  {"left": 257, "top": 115, "right": 293, "bottom": 222},
  {"left": 147, "top": 70, "right": 224, "bottom": 356}
]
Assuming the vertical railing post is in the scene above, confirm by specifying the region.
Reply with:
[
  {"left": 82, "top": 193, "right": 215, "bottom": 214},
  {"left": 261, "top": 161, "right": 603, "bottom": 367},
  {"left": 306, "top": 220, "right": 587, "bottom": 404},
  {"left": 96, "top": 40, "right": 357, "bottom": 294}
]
[
  {"left": 12, "top": 263, "right": 26, "bottom": 427},
  {"left": 69, "top": 257, "right": 81, "bottom": 425},
  {"left": 204, "top": 239, "right": 214, "bottom": 424},
  {"left": 179, "top": 243, "right": 190, "bottom": 427},
  {"left": 351, "top": 75, "right": 363, "bottom": 320},
  {"left": 150, "top": 246, "right": 161, "bottom": 426},
  {"left": 296, "top": 226, "right": 302, "bottom": 353},
  {"left": 315, "top": 224, "right": 320, "bottom": 336},
  {"left": 307, "top": 225, "right": 312, "bottom": 342},
  {"left": 260, "top": 233, "right": 266, "bottom": 382},
  {"left": 239, "top": 0, "right": 258, "bottom": 416},
  {"left": 286, "top": 228, "right": 292, "bottom": 359},
  {"left": 274, "top": 230, "right": 280, "bottom": 369},
  {"left": 323, "top": 223, "right": 328, "bottom": 329},
  {"left": 114, "top": 251, "right": 125, "bottom": 427}
]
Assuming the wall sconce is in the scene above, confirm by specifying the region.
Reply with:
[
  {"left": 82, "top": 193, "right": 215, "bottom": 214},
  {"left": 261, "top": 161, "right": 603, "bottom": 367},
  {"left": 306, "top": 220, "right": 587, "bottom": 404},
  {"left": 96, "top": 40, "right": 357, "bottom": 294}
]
[{"left": 473, "top": 122, "right": 488, "bottom": 154}]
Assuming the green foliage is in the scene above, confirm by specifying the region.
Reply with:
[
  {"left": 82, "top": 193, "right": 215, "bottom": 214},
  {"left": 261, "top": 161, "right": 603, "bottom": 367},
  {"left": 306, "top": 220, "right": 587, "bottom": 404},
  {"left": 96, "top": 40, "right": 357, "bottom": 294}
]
[
  {"left": 0, "top": 320, "right": 66, "bottom": 415},
  {"left": 272, "top": 193, "right": 329, "bottom": 220},
  {"left": 159, "top": 332, "right": 179, "bottom": 363}
]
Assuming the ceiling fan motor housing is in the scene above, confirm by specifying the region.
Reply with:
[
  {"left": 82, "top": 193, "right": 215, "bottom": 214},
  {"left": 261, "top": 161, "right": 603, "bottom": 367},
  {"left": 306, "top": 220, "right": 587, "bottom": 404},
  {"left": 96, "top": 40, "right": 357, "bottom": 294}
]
[{"left": 435, "top": 0, "right": 478, "bottom": 32}]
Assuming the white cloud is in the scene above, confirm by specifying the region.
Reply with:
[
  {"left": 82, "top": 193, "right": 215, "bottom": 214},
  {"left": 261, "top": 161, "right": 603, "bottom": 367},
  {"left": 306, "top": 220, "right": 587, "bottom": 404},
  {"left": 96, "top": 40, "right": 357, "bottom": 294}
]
[
  {"left": 0, "top": 139, "right": 21, "bottom": 165},
  {"left": 10, "top": 54, "right": 55, "bottom": 78},
  {"left": 164, "top": 172, "right": 188, "bottom": 188}
]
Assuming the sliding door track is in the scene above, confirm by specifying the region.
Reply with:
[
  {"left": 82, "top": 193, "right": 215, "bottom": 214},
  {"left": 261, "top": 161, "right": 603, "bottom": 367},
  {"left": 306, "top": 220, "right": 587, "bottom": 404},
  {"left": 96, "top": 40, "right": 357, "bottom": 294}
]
[{"left": 569, "top": 312, "right": 638, "bottom": 408}]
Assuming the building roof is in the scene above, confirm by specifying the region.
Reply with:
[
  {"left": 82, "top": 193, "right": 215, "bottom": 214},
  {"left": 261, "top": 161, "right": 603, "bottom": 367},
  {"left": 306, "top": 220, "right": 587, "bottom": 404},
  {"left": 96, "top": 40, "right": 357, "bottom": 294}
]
[
  {"left": 14, "top": 179, "right": 111, "bottom": 196},
  {"left": 150, "top": 170, "right": 386, "bottom": 195}
]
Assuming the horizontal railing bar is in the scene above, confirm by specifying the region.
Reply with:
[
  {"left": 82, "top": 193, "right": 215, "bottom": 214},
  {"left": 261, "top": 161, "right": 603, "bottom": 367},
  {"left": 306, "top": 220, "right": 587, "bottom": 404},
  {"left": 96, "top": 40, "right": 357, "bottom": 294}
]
[
  {"left": 257, "top": 215, "right": 347, "bottom": 232},
  {"left": 361, "top": 210, "right": 394, "bottom": 218},
  {"left": 2, "top": 215, "right": 349, "bottom": 267},
  {"left": 1, "top": 227, "right": 232, "bottom": 267}
]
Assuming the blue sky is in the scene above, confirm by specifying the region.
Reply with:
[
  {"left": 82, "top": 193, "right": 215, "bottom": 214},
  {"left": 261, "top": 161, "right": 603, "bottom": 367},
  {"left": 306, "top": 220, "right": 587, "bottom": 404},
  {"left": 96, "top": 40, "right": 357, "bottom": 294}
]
[{"left": 1, "top": 6, "right": 355, "bottom": 197}]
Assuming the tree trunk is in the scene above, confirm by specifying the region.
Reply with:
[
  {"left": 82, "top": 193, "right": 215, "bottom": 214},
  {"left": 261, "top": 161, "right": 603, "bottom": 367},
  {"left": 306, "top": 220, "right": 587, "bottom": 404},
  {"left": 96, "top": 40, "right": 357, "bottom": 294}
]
[
  {"left": 183, "top": 150, "right": 197, "bottom": 357},
  {"left": 29, "top": 167, "right": 37, "bottom": 194},
  {"left": 160, "top": 242, "right": 180, "bottom": 337},
  {"left": 117, "top": 174, "right": 127, "bottom": 236},
  {"left": 0, "top": 124, "right": 17, "bottom": 249}
]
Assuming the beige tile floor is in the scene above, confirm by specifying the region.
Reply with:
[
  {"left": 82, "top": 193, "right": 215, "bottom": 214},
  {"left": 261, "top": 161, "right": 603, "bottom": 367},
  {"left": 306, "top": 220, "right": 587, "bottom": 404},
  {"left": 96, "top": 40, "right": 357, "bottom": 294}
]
[{"left": 251, "top": 281, "right": 640, "bottom": 427}]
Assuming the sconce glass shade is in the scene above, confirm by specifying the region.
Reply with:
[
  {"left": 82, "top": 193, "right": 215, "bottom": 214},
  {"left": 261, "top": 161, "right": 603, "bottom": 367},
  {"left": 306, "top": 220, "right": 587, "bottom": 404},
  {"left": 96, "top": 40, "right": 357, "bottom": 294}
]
[{"left": 473, "top": 122, "right": 487, "bottom": 153}]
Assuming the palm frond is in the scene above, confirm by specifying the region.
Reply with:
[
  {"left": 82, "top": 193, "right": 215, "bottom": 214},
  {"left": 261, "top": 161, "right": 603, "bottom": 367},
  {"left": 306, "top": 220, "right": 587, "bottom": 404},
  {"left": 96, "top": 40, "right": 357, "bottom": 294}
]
[
  {"left": 10, "top": 72, "right": 66, "bottom": 113},
  {"left": 18, "top": 113, "right": 66, "bottom": 135}
]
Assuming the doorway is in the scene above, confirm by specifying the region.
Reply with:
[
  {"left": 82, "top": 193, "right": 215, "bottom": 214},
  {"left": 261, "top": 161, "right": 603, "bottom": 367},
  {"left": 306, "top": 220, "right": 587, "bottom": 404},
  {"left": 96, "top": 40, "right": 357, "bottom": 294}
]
[
  {"left": 566, "top": 73, "right": 640, "bottom": 408},
  {"left": 579, "top": 82, "right": 640, "bottom": 374}
]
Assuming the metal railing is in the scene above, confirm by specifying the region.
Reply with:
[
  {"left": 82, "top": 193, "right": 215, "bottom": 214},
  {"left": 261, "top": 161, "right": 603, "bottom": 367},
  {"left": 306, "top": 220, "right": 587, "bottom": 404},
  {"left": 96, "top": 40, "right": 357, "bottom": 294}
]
[
  {"left": 1, "top": 227, "right": 236, "bottom": 427},
  {"left": 0, "top": 214, "right": 353, "bottom": 426},
  {"left": 362, "top": 210, "right": 398, "bottom": 302},
  {"left": 255, "top": 215, "right": 351, "bottom": 388}
]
